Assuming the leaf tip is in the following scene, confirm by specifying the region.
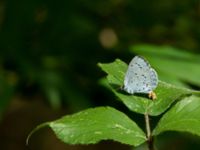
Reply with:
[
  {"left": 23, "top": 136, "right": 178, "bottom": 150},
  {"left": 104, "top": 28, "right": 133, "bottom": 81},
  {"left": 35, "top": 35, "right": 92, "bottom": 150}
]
[
  {"left": 115, "top": 58, "right": 122, "bottom": 62},
  {"left": 26, "top": 122, "right": 49, "bottom": 146},
  {"left": 97, "top": 62, "right": 102, "bottom": 67}
]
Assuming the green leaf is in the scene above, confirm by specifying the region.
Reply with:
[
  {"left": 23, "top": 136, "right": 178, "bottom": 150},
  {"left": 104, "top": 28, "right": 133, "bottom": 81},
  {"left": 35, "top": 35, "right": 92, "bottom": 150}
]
[
  {"left": 98, "top": 59, "right": 197, "bottom": 116},
  {"left": 153, "top": 96, "right": 200, "bottom": 136},
  {"left": 27, "top": 107, "right": 146, "bottom": 146},
  {"left": 131, "top": 44, "right": 200, "bottom": 60}
]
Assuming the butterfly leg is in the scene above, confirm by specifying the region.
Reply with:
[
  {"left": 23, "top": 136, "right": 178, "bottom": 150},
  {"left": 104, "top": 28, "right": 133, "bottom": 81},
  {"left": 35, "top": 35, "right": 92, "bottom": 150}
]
[{"left": 148, "top": 91, "right": 157, "bottom": 100}]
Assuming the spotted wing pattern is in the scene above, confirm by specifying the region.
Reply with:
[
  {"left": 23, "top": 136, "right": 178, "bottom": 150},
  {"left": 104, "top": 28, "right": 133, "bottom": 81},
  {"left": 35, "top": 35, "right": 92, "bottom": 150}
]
[{"left": 123, "top": 56, "right": 158, "bottom": 94}]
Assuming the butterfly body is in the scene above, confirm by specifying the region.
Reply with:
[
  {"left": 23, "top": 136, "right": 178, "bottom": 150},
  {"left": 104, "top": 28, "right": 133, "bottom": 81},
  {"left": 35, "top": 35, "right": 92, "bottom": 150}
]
[{"left": 123, "top": 56, "right": 158, "bottom": 100}]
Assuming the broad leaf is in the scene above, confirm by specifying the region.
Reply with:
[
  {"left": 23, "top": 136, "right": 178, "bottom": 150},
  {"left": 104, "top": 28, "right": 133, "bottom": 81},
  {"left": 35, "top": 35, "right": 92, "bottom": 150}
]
[
  {"left": 131, "top": 44, "right": 200, "bottom": 60},
  {"left": 27, "top": 107, "right": 146, "bottom": 146},
  {"left": 153, "top": 96, "right": 200, "bottom": 136},
  {"left": 98, "top": 59, "right": 198, "bottom": 116}
]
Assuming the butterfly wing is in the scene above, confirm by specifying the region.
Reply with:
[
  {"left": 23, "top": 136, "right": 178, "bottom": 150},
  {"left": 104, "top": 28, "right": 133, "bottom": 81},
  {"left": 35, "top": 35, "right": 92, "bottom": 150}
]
[
  {"left": 149, "top": 68, "right": 158, "bottom": 90},
  {"left": 123, "top": 56, "right": 158, "bottom": 94}
]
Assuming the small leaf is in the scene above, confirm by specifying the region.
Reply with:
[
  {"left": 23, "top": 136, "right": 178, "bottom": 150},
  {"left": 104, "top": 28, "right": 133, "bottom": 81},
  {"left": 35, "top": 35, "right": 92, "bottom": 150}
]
[
  {"left": 98, "top": 59, "right": 197, "bottom": 116},
  {"left": 28, "top": 107, "right": 147, "bottom": 146},
  {"left": 153, "top": 96, "right": 200, "bottom": 137}
]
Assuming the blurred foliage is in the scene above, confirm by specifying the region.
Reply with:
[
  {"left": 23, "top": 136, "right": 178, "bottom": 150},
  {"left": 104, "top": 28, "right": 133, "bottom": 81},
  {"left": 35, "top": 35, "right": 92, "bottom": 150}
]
[
  {"left": 0, "top": 0, "right": 200, "bottom": 150},
  {"left": 0, "top": 72, "right": 16, "bottom": 118},
  {"left": 28, "top": 58, "right": 200, "bottom": 149},
  {"left": 0, "top": 0, "right": 200, "bottom": 117}
]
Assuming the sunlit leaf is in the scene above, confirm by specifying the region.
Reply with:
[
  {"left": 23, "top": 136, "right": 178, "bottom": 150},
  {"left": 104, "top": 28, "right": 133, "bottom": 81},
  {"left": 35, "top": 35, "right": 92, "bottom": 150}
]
[
  {"left": 98, "top": 59, "right": 198, "bottom": 116},
  {"left": 153, "top": 96, "right": 200, "bottom": 136},
  {"left": 27, "top": 107, "right": 146, "bottom": 146}
]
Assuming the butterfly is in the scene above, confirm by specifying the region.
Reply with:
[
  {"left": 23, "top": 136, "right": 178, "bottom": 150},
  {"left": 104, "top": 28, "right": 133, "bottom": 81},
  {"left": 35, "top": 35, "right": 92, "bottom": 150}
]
[{"left": 123, "top": 56, "right": 158, "bottom": 100}]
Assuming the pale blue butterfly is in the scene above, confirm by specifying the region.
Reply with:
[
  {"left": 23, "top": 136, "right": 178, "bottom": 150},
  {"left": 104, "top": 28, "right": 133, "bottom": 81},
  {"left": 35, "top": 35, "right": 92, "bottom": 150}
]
[{"left": 123, "top": 56, "right": 158, "bottom": 100}]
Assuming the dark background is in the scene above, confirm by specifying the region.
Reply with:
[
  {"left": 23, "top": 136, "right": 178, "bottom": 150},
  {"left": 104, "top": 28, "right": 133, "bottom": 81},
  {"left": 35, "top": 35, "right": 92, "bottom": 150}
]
[{"left": 0, "top": 0, "right": 200, "bottom": 150}]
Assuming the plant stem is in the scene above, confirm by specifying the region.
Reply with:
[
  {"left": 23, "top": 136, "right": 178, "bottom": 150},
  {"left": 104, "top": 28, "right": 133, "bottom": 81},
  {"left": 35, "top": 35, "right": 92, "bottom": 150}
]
[{"left": 145, "top": 113, "right": 155, "bottom": 150}]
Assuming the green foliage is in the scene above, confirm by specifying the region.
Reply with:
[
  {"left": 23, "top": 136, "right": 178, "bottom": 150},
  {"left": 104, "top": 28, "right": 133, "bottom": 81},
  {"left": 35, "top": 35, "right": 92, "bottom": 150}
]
[
  {"left": 1, "top": 0, "right": 200, "bottom": 118},
  {"left": 98, "top": 59, "right": 196, "bottom": 116},
  {"left": 0, "top": 73, "right": 16, "bottom": 119},
  {"left": 153, "top": 95, "right": 200, "bottom": 136},
  {"left": 28, "top": 58, "right": 200, "bottom": 149},
  {"left": 27, "top": 107, "right": 146, "bottom": 146},
  {"left": 1, "top": 0, "right": 200, "bottom": 149}
]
